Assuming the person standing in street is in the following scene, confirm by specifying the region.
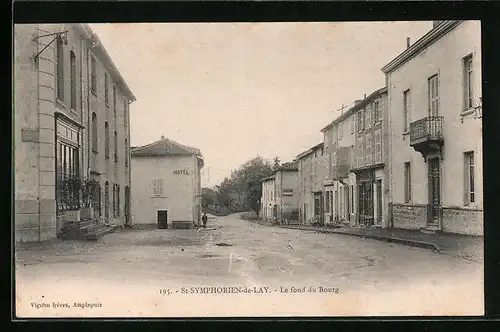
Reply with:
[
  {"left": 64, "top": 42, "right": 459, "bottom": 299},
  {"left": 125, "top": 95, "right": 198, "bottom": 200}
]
[{"left": 202, "top": 212, "right": 208, "bottom": 228}]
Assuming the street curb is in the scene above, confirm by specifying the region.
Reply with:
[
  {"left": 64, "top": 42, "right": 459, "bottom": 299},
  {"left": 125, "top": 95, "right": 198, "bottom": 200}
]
[{"left": 280, "top": 226, "right": 441, "bottom": 252}]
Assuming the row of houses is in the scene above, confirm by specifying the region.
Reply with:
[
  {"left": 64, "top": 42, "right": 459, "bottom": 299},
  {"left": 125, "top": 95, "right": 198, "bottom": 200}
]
[
  {"left": 15, "top": 24, "right": 205, "bottom": 242},
  {"left": 260, "top": 20, "right": 483, "bottom": 236}
]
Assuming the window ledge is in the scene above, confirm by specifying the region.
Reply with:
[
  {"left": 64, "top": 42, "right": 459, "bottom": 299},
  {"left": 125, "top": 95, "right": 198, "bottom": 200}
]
[
  {"left": 462, "top": 204, "right": 478, "bottom": 210},
  {"left": 460, "top": 108, "right": 476, "bottom": 117}
]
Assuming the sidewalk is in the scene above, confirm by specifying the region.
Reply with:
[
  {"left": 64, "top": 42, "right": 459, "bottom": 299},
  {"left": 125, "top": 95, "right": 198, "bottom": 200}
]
[{"left": 279, "top": 224, "right": 483, "bottom": 263}]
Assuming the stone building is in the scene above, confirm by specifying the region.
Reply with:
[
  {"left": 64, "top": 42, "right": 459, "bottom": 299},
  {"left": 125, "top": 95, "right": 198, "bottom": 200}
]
[
  {"left": 348, "top": 87, "right": 390, "bottom": 227},
  {"left": 14, "top": 24, "right": 136, "bottom": 242},
  {"left": 321, "top": 105, "right": 355, "bottom": 225},
  {"left": 296, "top": 142, "right": 327, "bottom": 224},
  {"left": 382, "top": 20, "right": 483, "bottom": 235},
  {"left": 130, "top": 136, "right": 204, "bottom": 229},
  {"left": 273, "top": 161, "right": 300, "bottom": 222},
  {"left": 260, "top": 175, "right": 276, "bottom": 221}
]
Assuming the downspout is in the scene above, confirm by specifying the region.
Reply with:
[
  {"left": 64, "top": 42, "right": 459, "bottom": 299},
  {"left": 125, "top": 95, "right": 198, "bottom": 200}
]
[
  {"left": 86, "top": 37, "right": 91, "bottom": 181},
  {"left": 36, "top": 27, "right": 42, "bottom": 242}
]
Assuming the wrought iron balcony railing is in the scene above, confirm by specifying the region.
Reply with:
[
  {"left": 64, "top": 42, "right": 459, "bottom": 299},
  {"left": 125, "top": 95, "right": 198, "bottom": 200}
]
[{"left": 409, "top": 116, "right": 444, "bottom": 146}]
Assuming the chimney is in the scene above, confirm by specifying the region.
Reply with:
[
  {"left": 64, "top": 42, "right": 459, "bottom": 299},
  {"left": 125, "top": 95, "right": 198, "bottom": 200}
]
[
  {"left": 406, "top": 37, "right": 411, "bottom": 49},
  {"left": 354, "top": 100, "right": 362, "bottom": 105},
  {"left": 364, "top": 94, "right": 366, "bottom": 99},
  {"left": 161, "top": 135, "right": 165, "bottom": 140}
]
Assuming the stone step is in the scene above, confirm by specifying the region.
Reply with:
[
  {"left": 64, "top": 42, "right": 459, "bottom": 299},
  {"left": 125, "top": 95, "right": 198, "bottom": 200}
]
[
  {"left": 85, "top": 225, "right": 115, "bottom": 241},
  {"left": 420, "top": 225, "right": 440, "bottom": 234},
  {"left": 79, "top": 220, "right": 96, "bottom": 229}
]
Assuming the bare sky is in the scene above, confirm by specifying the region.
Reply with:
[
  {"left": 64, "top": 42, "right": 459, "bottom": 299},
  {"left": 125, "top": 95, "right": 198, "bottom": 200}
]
[{"left": 89, "top": 21, "right": 433, "bottom": 188}]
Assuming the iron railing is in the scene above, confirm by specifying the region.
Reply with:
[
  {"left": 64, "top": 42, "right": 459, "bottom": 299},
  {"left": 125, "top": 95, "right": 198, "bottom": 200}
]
[{"left": 410, "top": 116, "right": 444, "bottom": 146}]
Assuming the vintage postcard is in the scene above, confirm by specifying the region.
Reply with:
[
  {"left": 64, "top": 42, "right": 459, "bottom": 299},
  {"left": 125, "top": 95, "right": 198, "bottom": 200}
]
[{"left": 13, "top": 21, "right": 484, "bottom": 318}]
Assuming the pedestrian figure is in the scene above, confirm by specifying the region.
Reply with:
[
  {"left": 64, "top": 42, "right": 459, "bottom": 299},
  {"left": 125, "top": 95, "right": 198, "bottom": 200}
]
[{"left": 202, "top": 212, "right": 208, "bottom": 228}]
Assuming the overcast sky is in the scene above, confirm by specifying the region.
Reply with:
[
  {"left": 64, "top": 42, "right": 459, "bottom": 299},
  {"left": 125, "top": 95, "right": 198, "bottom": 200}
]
[{"left": 89, "top": 21, "right": 433, "bottom": 188}]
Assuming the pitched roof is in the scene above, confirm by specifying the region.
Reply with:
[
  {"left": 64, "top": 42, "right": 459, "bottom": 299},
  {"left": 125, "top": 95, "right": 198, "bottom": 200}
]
[
  {"left": 296, "top": 142, "right": 324, "bottom": 160},
  {"left": 320, "top": 86, "right": 387, "bottom": 133},
  {"left": 277, "top": 161, "right": 298, "bottom": 172},
  {"left": 131, "top": 137, "right": 203, "bottom": 157},
  {"left": 381, "top": 20, "right": 462, "bottom": 74}
]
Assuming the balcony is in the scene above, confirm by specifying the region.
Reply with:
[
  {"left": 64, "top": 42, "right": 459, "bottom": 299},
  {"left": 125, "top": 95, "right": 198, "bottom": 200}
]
[{"left": 409, "top": 116, "right": 444, "bottom": 161}]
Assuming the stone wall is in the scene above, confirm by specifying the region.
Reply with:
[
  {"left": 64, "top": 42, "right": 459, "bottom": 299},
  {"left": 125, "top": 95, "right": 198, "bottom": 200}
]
[
  {"left": 442, "top": 207, "right": 483, "bottom": 236},
  {"left": 391, "top": 203, "right": 427, "bottom": 230}
]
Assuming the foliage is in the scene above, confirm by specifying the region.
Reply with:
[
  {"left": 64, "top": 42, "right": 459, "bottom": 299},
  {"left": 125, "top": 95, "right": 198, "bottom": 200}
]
[
  {"left": 214, "top": 156, "right": 274, "bottom": 215},
  {"left": 272, "top": 156, "right": 281, "bottom": 172},
  {"left": 58, "top": 176, "right": 99, "bottom": 211},
  {"left": 201, "top": 187, "right": 216, "bottom": 208}
]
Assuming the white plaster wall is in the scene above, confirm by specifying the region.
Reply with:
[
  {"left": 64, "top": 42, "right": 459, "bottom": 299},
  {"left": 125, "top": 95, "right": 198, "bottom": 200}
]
[
  {"left": 387, "top": 21, "right": 482, "bottom": 210},
  {"left": 131, "top": 155, "right": 196, "bottom": 225}
]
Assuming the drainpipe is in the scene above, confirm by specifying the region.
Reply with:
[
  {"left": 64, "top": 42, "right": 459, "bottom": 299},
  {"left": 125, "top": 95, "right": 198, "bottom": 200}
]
[{"left": 36, "top": 26, "right": 42, "bottom": 242}]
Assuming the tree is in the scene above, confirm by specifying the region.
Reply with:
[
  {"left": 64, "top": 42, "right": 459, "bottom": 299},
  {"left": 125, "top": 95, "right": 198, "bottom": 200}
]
[
  {"left": 201, "top": 187, "right": 215, "bottom": 208},
  {"left": 272, "top": 156, "right": 281, "bottom": 172}
]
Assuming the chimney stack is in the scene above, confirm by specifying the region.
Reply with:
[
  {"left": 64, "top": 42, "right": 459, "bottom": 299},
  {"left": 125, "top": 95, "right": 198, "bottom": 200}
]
[
  {"left": 406, "top": 37, "right": 411, "bottom": 49},
  {"left": 161, "top": 135, "right": 165, "bottom": 140},
  {"left": 364, "top": 94, "right": 366, "bottom": 99}
]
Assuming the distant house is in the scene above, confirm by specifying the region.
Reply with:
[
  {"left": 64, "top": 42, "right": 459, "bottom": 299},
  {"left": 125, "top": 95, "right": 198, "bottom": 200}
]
[
  {"left": 130, "top": 136, "right": 204, "bottom": 229},
  {"left": 260, "top": 161, "right": 300, "bottom": 223},
  {"left": 260, "top": 175, "right": 276, "bottom": 221}
]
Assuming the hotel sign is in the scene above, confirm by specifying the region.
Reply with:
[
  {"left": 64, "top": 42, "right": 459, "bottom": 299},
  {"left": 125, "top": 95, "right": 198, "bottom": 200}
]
[{"left": 174, "top": 169, "right": 190, "bottom": 175}]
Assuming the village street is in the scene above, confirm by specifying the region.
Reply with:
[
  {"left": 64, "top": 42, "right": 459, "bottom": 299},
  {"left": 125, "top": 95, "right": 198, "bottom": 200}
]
[{"left": 15, "top": 214, "right": 483, "bottom": 317}]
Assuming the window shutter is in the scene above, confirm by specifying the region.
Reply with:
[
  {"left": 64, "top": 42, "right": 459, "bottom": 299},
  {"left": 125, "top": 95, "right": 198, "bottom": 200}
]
[{"left": 153, "top": 179, "right": 158, "bottom": 196}]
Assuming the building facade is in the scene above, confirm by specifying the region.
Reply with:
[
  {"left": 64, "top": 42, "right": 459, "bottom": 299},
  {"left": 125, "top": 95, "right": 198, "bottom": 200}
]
[
  {"left": 14, "top": 24, "right": 135, "bottom": 243},
  {"left": 274, "top": 162, "right": 300, "bottom": 222},
  {"left": 130, "top": 137, "right": 204, "bottom": 229},
  {"left": 296, "top": 143, "right": 328, "bottom": 224},
  {"left": 321, "top": 107, "right": 355, "bottom": 225},
  {"left": 260, "top": 175, "right": 276, "bottom": 221},
  {"left": 349, "top": 88, "right": 390, "bottom": 227},
  {"left": 382, "top": 20, "right": 483, "bottom": 235}
]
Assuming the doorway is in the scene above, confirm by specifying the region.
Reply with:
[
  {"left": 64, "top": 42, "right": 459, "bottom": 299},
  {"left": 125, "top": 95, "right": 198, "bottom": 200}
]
[
  {"left": 428, "top": 157, "right": 441, "bottom": 226},
  {"left": 358, "top": 182, "right": 374, "bottom": 226},
  {"left": 313, "top": 192, "right": 324, "bottom": 222},
  {"left": 157, "top": 210, "right": 168, "bottom": 229}
]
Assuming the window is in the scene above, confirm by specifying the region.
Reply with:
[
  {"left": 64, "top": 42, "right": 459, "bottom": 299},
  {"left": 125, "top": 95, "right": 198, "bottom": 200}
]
[
  {"left": 104, "top": 122, "right": 109, "bottom": 159},
  {"left": 123, "top": 99, "right": 128, "bottom": 125},
  {"left": 463, "top": 54, "right": 473, "bottom": 110},
  {"left": 125, "top": 138, "right": 128, "bottom": 167},
  {"left": 91, "top": 112, "right": 98, "bottom": 152},
  {"left": 339, "top": 122, "right": 343, "bottom": 139},
  {"left": 356, "top": 111, "right": 364, "bottom": 132},
  {"left": 428, "top": 74, "right": 439, "bottom": 116},
  {"left": 56, "top": 36, "right": 64, "bottom": 101},
  {"left": 114, "top": 131, "right": 118, "bottom": 162},
  {"left": 374, "top": 129, "right": 382, "bottom": 163},
  {"left": 365, "top": 134, "right": 372, "bottom": 164},
  {"left": 113, "top": 85, "right": 117, "bottom": 116},
  {"left": 104, "top": 73, "right": 109, "bottom": 105},
  {"left": 373, "top": 100, "right": 381, "bottom": 123},
  {"left": 91, "top": 56, "right": 97, "bottom": 93},
  {"left": 104, "top": 181, "right": 109, "bottom": 218},
  {"left": 70, "top": 51, "right": 76, "bottom": 109},
  {"left": 404, "top": 162, "right": 411, "bottom": 203},
  {"left": 403, "top": 89, "right": 411, "bottom": 132},
  {"left": 365, "top": 106, "right": 372, "bottom": 129},
  {"left": 351, "top": 115, "right": 355, "bottom": 134},
  {"left": 464, "top": 152, "right": 475, "bottom": 205},
  {"left": 153, "top": 178, "right": 164, "bottom": 196}
]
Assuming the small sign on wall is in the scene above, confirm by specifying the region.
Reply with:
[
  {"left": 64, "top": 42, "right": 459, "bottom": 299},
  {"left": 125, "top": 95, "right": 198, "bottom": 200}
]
[
  {"left": 174, "top": 169, "right": 190, "bottom": 175},
  {"left": 21, "top": 128, "right": 39, "bottom": 142}
]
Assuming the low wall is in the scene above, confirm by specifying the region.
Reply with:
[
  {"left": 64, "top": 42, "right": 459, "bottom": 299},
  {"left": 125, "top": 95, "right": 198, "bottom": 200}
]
[
  {"left": 442, "top": 207, "right": 483, "bottom": 236},
  {"left": 391, "top": 203, "right": 427, "bottom": 230}
]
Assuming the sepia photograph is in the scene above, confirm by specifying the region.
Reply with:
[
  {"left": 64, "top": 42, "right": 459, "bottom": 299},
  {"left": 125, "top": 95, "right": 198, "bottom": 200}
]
[{"left": 13, "top": 20, "right": 484, "bottom": 318}]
